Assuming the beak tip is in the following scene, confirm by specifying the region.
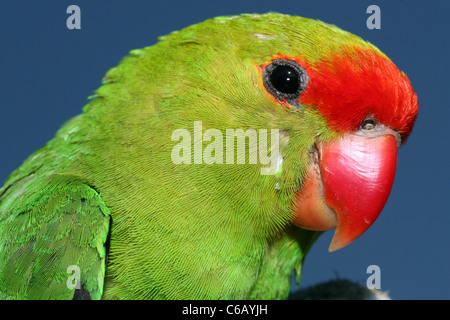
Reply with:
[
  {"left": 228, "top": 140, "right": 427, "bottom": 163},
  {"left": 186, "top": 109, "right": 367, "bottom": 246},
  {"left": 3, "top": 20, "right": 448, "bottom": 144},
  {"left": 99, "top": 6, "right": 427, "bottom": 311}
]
[
  {"left": 328, "top": 235, "right": 346, "bottom": 252},
  {"left": 327, "top": 226, "right": 360, "bottom": 252},
  {"left": 328, "top": 239, "right": 349, "bottom": 252}
]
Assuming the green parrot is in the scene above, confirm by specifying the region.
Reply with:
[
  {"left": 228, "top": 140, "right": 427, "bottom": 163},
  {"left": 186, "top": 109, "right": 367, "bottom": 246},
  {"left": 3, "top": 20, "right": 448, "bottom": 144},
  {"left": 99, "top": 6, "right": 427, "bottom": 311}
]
[{"left": 0, "top": 13, "right": 418, "bottom": 299}]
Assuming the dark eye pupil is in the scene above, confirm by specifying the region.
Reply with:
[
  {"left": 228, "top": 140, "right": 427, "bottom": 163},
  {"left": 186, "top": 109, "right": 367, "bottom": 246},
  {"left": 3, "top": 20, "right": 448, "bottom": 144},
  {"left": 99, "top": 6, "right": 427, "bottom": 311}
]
[
  {"left": 261, "top": 58, "right": 309, "bottom": 106},
  {"left": 269, "top": 65, "right": 300, "bottom": 94}
]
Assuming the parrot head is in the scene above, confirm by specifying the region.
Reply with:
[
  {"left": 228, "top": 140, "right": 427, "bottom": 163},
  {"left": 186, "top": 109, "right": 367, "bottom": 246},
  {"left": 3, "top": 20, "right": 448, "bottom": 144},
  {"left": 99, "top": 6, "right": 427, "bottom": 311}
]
[
  {"left": 98, "top": 14, "right": 418, "bottom": 251},
  {"left": 81, "top": 14, "right": 419, "bottom": 298},
  {"left": 253, "top": 18, "right": 418, "bottom": 251},
  {"left": 129, "top": 13, "right": 417, "bottom": 252}
]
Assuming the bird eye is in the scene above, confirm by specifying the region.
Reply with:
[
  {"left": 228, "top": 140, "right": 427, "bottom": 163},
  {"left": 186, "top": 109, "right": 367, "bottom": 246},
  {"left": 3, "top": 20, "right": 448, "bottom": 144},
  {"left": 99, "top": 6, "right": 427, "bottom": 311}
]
[
  {"left": 361, "top": 119, "right": 377, "bottom": 130},
  {"left": 262, "top": 59, "right": 309, "bottom": 105}
]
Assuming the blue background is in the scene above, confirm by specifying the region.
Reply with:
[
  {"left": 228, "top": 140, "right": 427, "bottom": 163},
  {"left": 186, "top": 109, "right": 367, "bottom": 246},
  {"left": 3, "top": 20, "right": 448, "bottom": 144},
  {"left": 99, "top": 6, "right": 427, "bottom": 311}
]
[{"left": 0, "top": 1, "right": 448, "bottom": 299}]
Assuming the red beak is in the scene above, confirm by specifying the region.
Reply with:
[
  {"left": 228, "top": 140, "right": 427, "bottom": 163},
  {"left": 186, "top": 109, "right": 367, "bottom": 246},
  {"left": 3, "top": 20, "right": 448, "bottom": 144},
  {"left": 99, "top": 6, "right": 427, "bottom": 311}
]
[{"left": 292, "top": 130, "right": 399, "bottom": 251}]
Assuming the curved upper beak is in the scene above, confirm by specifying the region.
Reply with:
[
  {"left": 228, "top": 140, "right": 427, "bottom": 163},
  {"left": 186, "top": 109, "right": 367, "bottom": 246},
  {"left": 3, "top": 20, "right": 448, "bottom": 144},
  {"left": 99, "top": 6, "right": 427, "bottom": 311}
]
[{"left": 291, "top": 129, "right": 399, "bottom": 251}]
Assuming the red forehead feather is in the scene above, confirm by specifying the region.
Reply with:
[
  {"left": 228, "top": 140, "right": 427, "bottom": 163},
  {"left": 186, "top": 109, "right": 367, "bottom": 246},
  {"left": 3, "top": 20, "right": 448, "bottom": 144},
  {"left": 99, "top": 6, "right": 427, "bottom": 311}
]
[{"left": 263, "top": 48, "right": 419, "bottom": 141}]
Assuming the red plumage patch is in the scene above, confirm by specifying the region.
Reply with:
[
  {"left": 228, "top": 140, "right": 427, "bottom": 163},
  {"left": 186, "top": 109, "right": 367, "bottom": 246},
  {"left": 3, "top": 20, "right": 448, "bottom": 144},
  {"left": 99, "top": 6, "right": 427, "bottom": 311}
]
[{"left": 261, "top": 48, "right": 419, "bottom": 142}]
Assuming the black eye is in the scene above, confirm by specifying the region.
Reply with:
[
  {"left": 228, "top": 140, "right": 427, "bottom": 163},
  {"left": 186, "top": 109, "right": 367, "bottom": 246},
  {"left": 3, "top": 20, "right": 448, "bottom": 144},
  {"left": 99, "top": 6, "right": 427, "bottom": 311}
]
[
  {"left": 270, "top": 65, "right": 300, "bottom": 94},
  {"left": 262, "top": 59, "right": 309, "bottom": 106},
  {"left": 361, "top": 119, "right": 377, "bottom": 130}
]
